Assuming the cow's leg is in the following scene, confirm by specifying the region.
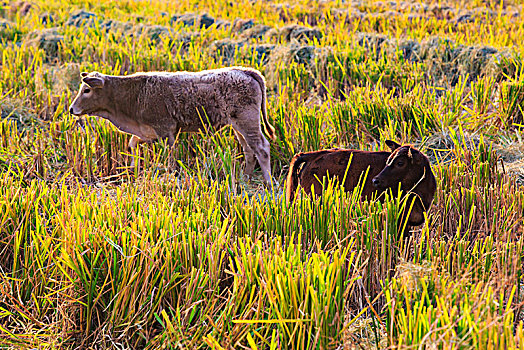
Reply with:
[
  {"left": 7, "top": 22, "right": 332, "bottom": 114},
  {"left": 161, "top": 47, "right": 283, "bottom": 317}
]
[
  {"left": 231, "top": 120, "right": 272, "bottom": 184},
  {"left": 166, "top": 132, "right": 177, "bottom": 169},
  {"left": 233, "top": 129, "right": 257, "bottom": 177},
  {"left": 167, "top": 132, "right": 177, "bottom": 147},
  {"left": 128, "top": 135, "right": 144, "bottom": 168},
  {"left": 249, "top": 134, "right": 272, "bottom": 184}
]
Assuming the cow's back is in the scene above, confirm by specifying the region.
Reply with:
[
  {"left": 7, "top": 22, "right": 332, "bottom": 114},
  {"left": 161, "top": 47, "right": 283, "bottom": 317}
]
[
  {"left": 297, "top": 149, "right": 390, "bottom": 198},
  {"left": 129, "top": 68, "right": 260, "bottom": 132}
]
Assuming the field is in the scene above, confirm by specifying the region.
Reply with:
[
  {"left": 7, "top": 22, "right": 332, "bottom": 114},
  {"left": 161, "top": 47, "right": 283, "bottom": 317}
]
[{"left": 2, "top": 0, "right": 524, "bottom": 348}]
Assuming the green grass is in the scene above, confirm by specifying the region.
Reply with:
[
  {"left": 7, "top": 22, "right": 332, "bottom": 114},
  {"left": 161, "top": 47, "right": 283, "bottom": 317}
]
[{"left": 2, "top": 0, "right": 524, "bottom": 348}]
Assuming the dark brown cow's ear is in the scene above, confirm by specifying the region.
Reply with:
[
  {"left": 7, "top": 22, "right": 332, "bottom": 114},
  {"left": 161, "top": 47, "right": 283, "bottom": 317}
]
[
  {"left": 412, "top": 149, "right": 423, "bottom": 164},
  {"left": 82, "top": 76, "right": 104, "bottom": 88},
  {"left": 385, "top": 140, "right": 401, "bottom": 151},
  {"left": 80, "top": 72, "right": 89, "bottom": 78}
]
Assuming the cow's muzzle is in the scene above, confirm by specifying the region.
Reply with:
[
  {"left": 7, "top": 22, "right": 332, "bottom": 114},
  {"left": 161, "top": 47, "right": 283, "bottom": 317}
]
[
  {"left": 69, "top": 106, "right": 82, "bottom": 116},
  {"left": 372, "top": 177, "right": 384, "bottom": 188}
]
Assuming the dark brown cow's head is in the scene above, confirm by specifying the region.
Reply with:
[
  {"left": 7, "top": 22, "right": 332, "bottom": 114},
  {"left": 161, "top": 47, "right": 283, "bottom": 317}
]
[
  {"left": 372, "top": 140, "right": 428, "bottom": 192},
  {"left": 69, "top": 72, "right": 109, "bottom": 116}
]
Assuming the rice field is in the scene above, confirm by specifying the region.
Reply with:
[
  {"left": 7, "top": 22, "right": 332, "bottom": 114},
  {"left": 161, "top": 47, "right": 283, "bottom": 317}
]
[{"left": 2, "top": 0, "right": 524, "bottom": 348}]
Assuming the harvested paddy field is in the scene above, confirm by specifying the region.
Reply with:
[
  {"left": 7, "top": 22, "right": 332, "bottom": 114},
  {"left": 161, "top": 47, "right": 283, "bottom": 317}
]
[{"left": 2, "top": 0, "right": 524, "bottom": 348}]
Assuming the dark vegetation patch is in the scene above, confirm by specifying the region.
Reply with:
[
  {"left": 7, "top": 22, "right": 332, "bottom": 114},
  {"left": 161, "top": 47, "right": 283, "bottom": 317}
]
[
  {"left": 1, "top": 96, "right": 36, "bottom": 130},
  {"left": 24, "top": 28, "right": 63, "bottom": 60},
  {"left": 0, "top": 17, "right": 20, "bottom": 40}
]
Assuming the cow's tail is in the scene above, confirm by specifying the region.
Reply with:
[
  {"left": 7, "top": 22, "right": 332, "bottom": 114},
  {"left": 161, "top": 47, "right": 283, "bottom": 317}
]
[
  {"left": 244, "top": 69, "right": 276, "bottom": 141},
  {"left": 285, "top": 153, "right": 308, "bottom": 203}
]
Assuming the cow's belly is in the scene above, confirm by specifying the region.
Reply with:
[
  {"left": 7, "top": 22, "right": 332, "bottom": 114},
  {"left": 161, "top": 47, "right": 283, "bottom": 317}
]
[
  {"left": 104, "top": 114, "right": 159, "bottom": 141},
  {"left": 177, "top": 111, "right": 228, "bottom": 133}
]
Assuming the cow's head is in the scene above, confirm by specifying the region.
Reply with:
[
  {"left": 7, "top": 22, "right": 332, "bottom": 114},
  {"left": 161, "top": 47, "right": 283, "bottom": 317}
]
[
  {"left": 372, "top": 140, "right": 426, "bottom": 191},
  {"left": 69, "top": 72, "right": 108, "bottom": 116}
]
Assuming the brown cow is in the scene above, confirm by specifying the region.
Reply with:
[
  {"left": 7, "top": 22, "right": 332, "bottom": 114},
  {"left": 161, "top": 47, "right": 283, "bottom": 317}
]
[
  {"left": 285, "top": 140, "right": 437, "bottom": 226},
  {"left": 68, "top": 67, "right": 276, "bottom": 183}
]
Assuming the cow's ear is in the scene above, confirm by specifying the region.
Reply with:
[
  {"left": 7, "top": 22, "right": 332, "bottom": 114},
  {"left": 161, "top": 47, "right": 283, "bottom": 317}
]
[
  {"left": 80, "top": 72, "right": 89, "bottom": 78},
  {"left": 385, "top": 140, "right": 401, "bottom": 151},
  {"left": 412, "top": 148, "right": 423, "bottom": 164},
  {"left": 82, "top": 76, "right": 104, "bottom": 88}
]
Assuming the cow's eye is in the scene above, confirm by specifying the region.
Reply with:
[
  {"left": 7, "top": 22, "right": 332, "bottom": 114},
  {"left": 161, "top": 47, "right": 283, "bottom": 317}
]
[
  {"left": 84, "top": 88, "right": 91, "bottom": 94},
  {"left": 397, "top": 161, "right": 404, "bottom": 167}
]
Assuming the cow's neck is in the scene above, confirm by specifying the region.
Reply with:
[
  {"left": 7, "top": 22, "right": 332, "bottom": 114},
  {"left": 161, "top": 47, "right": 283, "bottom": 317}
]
[
  {"left": 106, "top": 76, "right": 139, "bottom": 121},
  {"left": 88, "top": 76, "right": 142, "bottom": 135},
  {"left": 413, "top": 162, "right": 436, "bottom": 209}
]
